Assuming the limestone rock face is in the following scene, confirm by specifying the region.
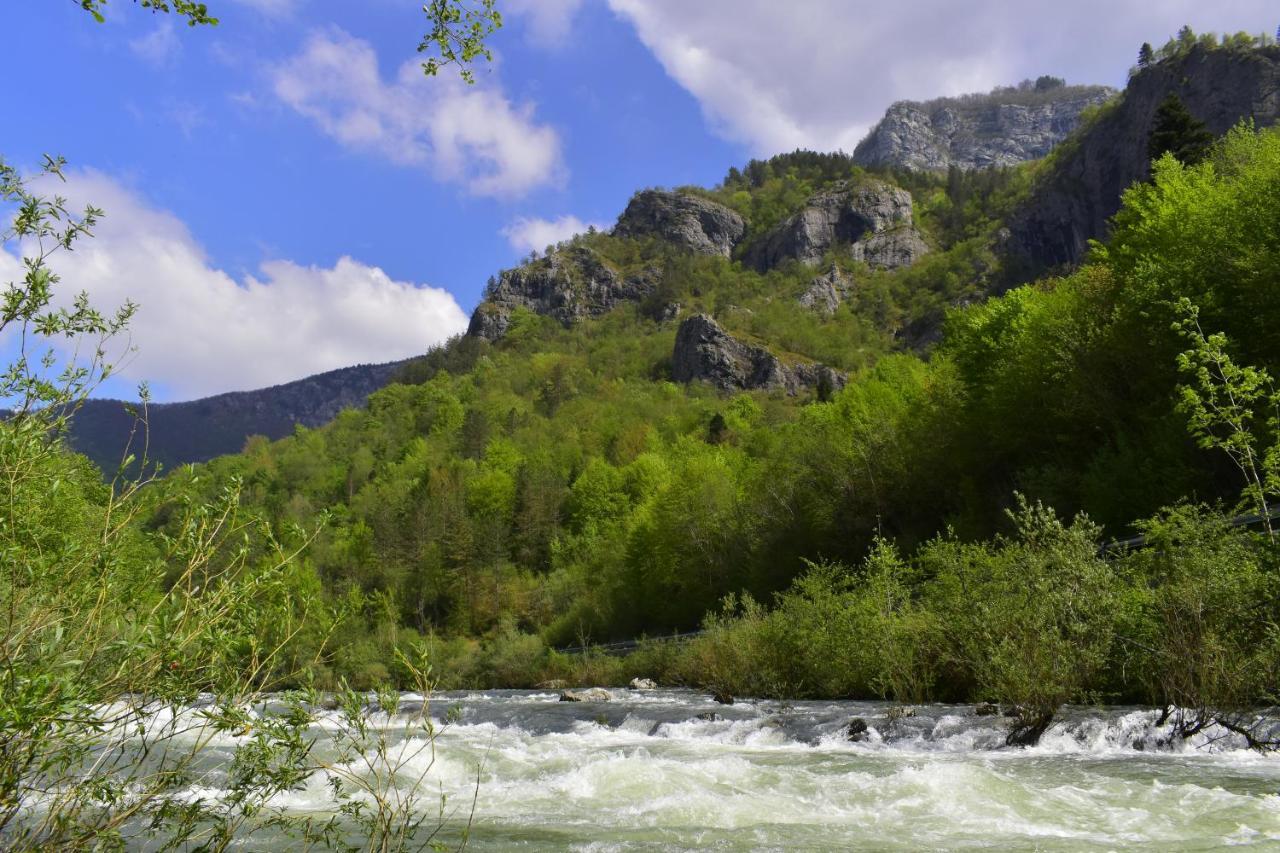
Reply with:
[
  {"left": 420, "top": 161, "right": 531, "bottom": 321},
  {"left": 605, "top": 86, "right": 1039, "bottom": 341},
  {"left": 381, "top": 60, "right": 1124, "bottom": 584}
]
[
  {"left": 671, "top": 314, "right": 846, "bottom": 396},
  {"left": 614, "top": 190, "right": 746, "bottom": 257},
  {"left": 467, "top": 246, "right": 653, "bottom": 340},
  {"left": 748, "top": 180, "right": 927, "bottom": 272},
  {"left": 798, "top": 265, "right": 852, "bottom": 315},
  {"left": 853, "top": 86, "right": 1116, "bottom": 171},
  {"left": 1005, "top": 47, "right": 1280, "bottom": 278}
]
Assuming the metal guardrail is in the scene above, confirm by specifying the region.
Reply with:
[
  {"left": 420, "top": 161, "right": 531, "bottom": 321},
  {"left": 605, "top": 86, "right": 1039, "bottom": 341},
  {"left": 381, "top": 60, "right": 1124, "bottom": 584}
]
[
  {"left": 555, "top": 631, "right": 704, "bottom": 657},
  {"left": 556, "top": 505, "right": 1280, "bottom": 656},
  {"left": 1099, "top": 505, "right": 1280, "bottom": 553}
]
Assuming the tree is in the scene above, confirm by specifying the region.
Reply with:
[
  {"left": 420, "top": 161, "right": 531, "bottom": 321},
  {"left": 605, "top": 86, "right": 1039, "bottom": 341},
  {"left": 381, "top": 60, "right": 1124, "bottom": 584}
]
[
  {"left": 419, "top": 0, "right": 503, "bottom": 84},
  {"left": 1138, "top": 42, "right": 1155, "bottom": 67},
  {"left": 1147, "top": 93, "right": 1214, "bottom": 165},
  {"left": 76, "top": 0, "right": 217, "bottom": 26},
  {"left": 75, "top": 0, "right": 504, "bottom": 84},
  {"left": 1034, "top": 75, "right": 1065, "bottom": 92}
]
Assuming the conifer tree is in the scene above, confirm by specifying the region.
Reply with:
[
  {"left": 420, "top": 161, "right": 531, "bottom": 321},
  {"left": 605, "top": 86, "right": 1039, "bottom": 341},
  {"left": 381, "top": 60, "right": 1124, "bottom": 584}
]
[
  {"left": 1138, "top": 42, "right": 1154, "bottom": 67},
  {"left": 1147, "top": 93, "right": 1214, "bottom": 165}
]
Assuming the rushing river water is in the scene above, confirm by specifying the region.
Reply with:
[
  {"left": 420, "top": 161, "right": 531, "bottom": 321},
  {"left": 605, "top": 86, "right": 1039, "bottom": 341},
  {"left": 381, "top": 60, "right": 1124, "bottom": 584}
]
[
  {"left": 179, "top": 688, "right": 1280, "bottom": 851},
  {"left": 29, "top": 689, "right": 1280, "bottom": 850}
]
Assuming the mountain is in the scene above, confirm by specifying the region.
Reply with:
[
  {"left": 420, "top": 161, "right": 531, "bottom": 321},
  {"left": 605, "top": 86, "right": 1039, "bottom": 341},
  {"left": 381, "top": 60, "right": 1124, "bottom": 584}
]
[
  {"left": 66, "top": 360, "right": 410, "bottom": 473},
  {"left": 852, "top": 80, "right": 1116, "bottom": 171},
  {"left": 1005, "top": 42, "right": 1280, "bottom": 275}
]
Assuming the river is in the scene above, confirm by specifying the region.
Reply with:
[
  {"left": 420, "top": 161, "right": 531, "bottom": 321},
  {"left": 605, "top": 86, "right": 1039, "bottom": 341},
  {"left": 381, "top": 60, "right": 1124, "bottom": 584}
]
[
  {"left": 20, "top": 689, "right": 1280, "bottom": 850},
  {"left": 199, "top": 688, "right": 1280, "bottom": 850}
]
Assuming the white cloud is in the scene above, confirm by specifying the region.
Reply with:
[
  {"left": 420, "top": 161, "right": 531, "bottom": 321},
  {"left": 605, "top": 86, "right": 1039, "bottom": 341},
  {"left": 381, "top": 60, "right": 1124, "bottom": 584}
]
[
  {"left": 0, "top": 172, "right": 468, "bottom": 400},
  {"left": 129, "top": 20, "right": 181, "bottom": 68},
  {"left": 607, "top": 0, "right": 1276, "bottom": 155},
  {"left": 506, "top": 0, "right": 586, "bottom": 47},
  {"left": 271, "top": 28, "right": 564, "bottom": 197},
  {"left": 502, "top": 214, "right": 604, "bottom": 254}
]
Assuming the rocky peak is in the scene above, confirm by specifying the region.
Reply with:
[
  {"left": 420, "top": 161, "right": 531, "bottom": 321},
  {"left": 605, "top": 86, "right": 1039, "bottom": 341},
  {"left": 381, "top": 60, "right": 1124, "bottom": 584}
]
[
  {"left": 614, "top": 190, "right": 746, "bottom": 257},
  {"left": 748, "top": 179, "right": 928, "bottom": 272},
  {"left": 852, "top": 84, "right": 1116, "bottom": 172},
  {"left": 671, "top": 314, "right": 846, "bottom": 396},
  {"left": 1005, "top": 45, "right": 1280, "bottom": 277},
  {"left": 468, "top": 246, "right": 653, "bottom": 341}
]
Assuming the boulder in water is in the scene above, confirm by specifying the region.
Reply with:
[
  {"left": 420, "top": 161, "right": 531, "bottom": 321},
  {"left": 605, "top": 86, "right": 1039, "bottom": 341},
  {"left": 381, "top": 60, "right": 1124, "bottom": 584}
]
[
  {"left": 886, "top": 706, "right": 917, "bottom": 722},
  {"left": 559, "top": 688, "right": 612, "bottom": 702},
  {"left": 973, "top": 702, "right": 1000, "bottom": 717},
  {"left": 1005, "top": 711, "right": 1055, "bottom": 747},
  {"left": 713, "top": 689, "right": 735, "bottom": 705},
  {"left": 846, "top": 718, "right": 869, "bottom": 742},
  {"left": 629, "top": 677, "right": 657, "bottom": 690},
  {"left": 695, "top": 712, "right": 722, "bottom": 722}
]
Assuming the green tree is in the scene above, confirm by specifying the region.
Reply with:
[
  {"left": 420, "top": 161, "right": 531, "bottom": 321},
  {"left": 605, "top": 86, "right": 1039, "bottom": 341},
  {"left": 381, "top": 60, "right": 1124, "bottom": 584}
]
[
  {"left": 1138, "top": 42, "right": 1155, "bottom": 67},
  {"left": 1148, "top": 94, "right": 1214, "bottom": 165}
]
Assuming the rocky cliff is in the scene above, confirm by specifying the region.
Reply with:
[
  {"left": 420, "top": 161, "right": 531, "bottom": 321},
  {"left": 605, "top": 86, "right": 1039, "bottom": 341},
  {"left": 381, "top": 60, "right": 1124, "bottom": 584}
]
[
  {"left": 614, "top": 190, "right": 746, "bottom": 257},
  {"left": 671, "top": 314, "right": 846, "bottom": 396},
  {"left": 1005, "top": 46, "right": 1280, "bottom": 275},
  {"left": 467, "top": 246, "right": 654, "bottom": 340},
  {"left": 66, "top": 360, "right": 407, "bottom": 472},
  {"left": 747, "top": 179, "right": 928, "bottom": 271},
  {"left": 853, "top": 84, "right": 1116, "bottom": 172}
]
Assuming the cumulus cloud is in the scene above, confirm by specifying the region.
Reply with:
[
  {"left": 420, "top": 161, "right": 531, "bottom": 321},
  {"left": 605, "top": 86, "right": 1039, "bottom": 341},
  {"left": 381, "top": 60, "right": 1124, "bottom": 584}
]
[
  {"left": 607, "top": 0, "right": 1275, "bottom": 154},
  {"left": 0, "top": 172, "right": 468, "bottom": 400},
  {"left": 271, "top": 28, "right": 564, "bottom": 197},
  {"left": 502, "top": 214, "right": 604, "bottom": 254},
  {"left": 129, "top": 20, "right": 181, "bottom": 67},
  {"left": 506, "top": 0, "right": 586, "bottom": 47}
]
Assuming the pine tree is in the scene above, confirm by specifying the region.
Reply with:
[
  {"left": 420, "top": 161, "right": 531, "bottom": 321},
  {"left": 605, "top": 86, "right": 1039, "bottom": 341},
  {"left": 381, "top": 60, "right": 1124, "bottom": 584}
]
[
  {"left": 1148, "top": 94, "right": 1215, "bottom": 165},
  {"left": 1138, "top": 42, "right": 1155, "bottom": 67}
]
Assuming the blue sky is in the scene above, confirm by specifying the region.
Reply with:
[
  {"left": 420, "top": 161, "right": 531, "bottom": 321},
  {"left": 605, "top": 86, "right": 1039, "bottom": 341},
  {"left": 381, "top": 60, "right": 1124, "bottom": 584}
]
[{"left": 2, "top": 0, "right": 1274, "bottom": 400}]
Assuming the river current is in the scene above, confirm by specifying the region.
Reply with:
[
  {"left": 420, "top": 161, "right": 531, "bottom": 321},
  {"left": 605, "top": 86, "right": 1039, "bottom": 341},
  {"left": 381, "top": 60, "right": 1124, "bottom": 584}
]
[{"left": 191, "top": 688, "right": 1280, "bottom": 851}]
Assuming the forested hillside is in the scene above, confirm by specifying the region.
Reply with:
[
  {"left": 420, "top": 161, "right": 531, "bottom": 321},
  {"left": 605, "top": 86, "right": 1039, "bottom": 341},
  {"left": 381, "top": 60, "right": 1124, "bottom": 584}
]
[{"left": 146, "top": 35, "right": 1280, "bottom": 703}]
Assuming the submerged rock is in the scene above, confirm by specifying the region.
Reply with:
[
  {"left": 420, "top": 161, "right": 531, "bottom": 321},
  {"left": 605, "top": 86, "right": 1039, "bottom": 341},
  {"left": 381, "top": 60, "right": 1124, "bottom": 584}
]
[
  {"left": 713, "top": 689, "right": 735, "bottom": 706},
  {"left": 695, "top": 712, "right": 722, "bottom": 722},
  {"left": 559, "top": 688, "right": 613, "bottom": 703},
  {"left": 1006, "top": 711, "right": 1055, "bottom": 748},
  {"left": 846, "top": 718, "right": 870, "bottom": 742},
  {"left": 629, "top": 677, "right": 657, "bottom": 691},
  {"left": 614, "top": 189, "right": 746, "bottom": 258},
  {"left": 671, "top": 314, "right": 847, "bottom": 396}
]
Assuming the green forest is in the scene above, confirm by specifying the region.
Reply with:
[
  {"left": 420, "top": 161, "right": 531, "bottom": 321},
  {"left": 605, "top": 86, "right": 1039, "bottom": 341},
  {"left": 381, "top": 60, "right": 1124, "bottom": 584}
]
[
  {"left": 144, "top": 119, "right": 1280, "bottom": 733},
  {"left": 6, "top": 15, "right": 1280, "bottom": 846}
]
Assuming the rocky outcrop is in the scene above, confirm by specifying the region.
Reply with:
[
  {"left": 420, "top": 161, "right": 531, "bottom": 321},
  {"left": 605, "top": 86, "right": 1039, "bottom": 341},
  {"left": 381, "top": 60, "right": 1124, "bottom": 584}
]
[
  {"left": 748, "top": 180, "right": 928, "bottom": 272},
  {"left": 671, "top": 314, "right": 847, "bottom": 396},
  {"left": 614, "top": 190, "right": 746, "bottom": 257},
  {"left": 468, "top": 246, "right": 652, "bottom": 340},
  {"left": 629, "top": 678, "right": 657, "bottom": 690},
  {"left": 798, "top": 265, "right": 852, "bottom": 315},
  {"left": 853, "top": 85, "right": 1116, "bottom": 171},
  {"left": 559, "top": 688, "right": 613, "bottom": 702},
  {"left": 1005, "top": 46, "right": 1280, "bottom": 277}
]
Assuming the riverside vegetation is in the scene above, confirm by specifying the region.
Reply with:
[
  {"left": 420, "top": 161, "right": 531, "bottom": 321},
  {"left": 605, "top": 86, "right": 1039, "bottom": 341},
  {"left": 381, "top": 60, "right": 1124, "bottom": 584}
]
[
  {"left": 168, "top": 88, "right": 1280, "bottom": 742},
  {"left": 5, "top": 20, "right": 1280, "bottom": 848}
]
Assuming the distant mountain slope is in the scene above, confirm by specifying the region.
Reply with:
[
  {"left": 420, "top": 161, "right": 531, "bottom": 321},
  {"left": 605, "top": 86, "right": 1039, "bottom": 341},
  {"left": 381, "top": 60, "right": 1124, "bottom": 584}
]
[
  {"left": 852, "top": 81, "right": 1116, "bottom": 172},
  {"left": 1005, "top": 43, "right": 1280, "bottom": 276},
  {"left": 67, "top": 360, "right": 409, "bottom": 472}
]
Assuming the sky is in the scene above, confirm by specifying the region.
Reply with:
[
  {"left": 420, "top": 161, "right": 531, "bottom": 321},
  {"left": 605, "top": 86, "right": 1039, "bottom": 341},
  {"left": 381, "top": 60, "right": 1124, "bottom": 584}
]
[{"left": 1, "top": 0, "right": 1274, "bottom": 401}]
